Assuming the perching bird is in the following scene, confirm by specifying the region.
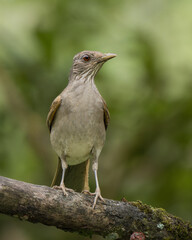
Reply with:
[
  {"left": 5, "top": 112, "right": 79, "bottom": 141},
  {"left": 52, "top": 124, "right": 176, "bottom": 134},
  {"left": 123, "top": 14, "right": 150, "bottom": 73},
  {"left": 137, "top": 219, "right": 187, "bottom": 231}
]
[{"left": 47, "top": 50, "right": 116, "bottom": 208}]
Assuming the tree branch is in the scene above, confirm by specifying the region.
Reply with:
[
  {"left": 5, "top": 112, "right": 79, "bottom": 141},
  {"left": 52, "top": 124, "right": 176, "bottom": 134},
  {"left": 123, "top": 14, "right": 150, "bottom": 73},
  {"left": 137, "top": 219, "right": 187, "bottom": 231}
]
[{"left": 0, "top": 176, "right": 191, "bottom": 239}]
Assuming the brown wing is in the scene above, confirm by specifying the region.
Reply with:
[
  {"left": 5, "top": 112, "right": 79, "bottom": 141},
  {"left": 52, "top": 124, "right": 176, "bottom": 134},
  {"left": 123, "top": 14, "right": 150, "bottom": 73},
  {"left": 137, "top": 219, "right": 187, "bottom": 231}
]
[
  {"left": 46, "top": 95, "right": 62, "bottom": 132},
  {"left": 102, "top": 99, "right": 110, "bottom": 130}
]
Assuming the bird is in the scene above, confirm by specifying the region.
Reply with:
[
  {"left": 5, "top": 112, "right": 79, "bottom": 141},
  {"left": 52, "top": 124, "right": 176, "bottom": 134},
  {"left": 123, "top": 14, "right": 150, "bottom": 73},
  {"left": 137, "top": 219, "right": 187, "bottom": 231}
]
[{"left": 47, "top": 50, "right": 116, "bottom": 208}]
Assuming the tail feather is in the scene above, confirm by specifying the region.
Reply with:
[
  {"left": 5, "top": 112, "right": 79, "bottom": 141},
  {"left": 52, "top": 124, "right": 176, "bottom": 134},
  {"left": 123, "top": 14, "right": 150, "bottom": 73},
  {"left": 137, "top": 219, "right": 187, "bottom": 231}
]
[
  {"left": 51, "top": 158, "right": 90, "bottom": 192},
  {"left": 51, "top": 157, "right": 62, "bottom": 187}
]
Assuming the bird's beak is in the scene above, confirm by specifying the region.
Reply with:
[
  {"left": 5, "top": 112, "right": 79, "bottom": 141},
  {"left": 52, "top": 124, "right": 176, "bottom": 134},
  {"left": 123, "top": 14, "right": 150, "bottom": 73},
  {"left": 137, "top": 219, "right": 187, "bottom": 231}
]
[{"left": 100, "top": 53, "right": 117, "bottom": 62}]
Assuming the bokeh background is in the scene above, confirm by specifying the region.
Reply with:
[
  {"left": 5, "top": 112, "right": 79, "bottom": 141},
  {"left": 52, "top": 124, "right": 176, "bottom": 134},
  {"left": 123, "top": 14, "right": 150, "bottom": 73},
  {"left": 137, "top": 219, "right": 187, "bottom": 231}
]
[{"left": 0, "top": 0, "right": 192, "bottom": 239}]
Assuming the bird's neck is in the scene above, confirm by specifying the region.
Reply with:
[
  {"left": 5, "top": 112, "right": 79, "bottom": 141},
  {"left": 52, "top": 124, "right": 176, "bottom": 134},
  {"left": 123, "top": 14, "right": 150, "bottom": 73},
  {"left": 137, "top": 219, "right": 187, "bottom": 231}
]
[{"left": 68, "top": 72, "right": 97, "bottom": 91}]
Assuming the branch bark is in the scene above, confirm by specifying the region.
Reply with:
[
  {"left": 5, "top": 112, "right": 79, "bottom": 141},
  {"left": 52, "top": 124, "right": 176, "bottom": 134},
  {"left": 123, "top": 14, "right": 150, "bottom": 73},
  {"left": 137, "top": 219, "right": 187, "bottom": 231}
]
[{"left": 0, "top": 176, "right": 191, "bottom": 240}]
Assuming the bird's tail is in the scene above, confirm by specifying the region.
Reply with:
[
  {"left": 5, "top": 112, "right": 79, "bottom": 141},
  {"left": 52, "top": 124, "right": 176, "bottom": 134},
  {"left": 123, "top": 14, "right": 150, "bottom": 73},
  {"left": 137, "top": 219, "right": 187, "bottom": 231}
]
[{"left": 51, "top": 158, "right": 90, "bottom": 192}]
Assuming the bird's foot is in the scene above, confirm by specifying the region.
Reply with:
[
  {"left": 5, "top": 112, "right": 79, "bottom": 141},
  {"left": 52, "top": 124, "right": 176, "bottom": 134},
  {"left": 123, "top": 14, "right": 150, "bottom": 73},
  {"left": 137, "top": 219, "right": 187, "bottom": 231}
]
[
  {"left": 52, "top": 184, "right": 74, "bottom": 196},
  {"left": 82, "top": 188, "right": 105, "bottom": 208}
]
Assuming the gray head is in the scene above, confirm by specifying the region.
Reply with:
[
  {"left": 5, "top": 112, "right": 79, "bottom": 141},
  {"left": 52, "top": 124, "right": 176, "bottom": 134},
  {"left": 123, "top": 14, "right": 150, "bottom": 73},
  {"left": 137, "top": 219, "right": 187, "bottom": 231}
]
[{"left": 69, "top": 51, "right": 116, "bottom": 82}]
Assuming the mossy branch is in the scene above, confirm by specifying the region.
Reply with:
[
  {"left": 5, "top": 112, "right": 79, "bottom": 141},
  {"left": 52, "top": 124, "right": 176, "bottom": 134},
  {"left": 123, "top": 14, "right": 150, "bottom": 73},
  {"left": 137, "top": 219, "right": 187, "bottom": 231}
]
[{"left": 0, "top": 176, "right": 191, "bottom": 239}]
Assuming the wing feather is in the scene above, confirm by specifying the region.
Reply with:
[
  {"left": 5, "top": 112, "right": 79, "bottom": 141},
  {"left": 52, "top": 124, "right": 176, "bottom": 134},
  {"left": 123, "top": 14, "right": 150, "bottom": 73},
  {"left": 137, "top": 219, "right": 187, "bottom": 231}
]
[
  {"left": 46, "top": 95, "right": 62, "bottom": 132},
  {"left": 102, "top": 99, "right": 110, "bottom": 130}
]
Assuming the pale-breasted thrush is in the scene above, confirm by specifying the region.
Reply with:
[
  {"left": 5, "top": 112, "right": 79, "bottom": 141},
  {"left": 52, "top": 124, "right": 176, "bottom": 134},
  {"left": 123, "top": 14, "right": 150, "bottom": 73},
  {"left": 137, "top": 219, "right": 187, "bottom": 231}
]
[{"left": 47, "top": 50, "right": 116, "bottom": 208}]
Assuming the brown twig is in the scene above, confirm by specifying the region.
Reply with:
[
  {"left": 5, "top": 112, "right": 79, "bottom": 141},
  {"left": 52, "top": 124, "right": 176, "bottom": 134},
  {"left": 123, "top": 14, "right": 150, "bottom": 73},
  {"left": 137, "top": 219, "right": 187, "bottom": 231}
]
[{"left": 0, "top": 176, "right": 191, "bottom": 240}]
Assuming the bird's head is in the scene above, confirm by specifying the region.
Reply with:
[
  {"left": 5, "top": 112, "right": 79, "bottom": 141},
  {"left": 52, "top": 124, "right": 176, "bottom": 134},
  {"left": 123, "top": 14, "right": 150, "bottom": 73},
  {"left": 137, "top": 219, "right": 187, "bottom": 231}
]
[{"left": 69, "top": 51, "right": 116, "bottom": 82}]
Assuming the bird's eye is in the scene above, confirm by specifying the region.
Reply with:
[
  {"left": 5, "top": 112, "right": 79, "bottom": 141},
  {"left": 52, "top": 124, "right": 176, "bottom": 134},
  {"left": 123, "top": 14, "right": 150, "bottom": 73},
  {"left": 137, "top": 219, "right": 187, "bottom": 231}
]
[{"left": 82, "top": 55, "right": 91, "bottom": 62}]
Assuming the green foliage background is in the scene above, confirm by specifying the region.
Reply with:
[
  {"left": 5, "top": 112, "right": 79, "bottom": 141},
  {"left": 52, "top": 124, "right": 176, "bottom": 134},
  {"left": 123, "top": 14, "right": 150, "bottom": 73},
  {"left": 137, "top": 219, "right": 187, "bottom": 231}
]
[{"left": 0, "top": 0, "right": 192, "bottom": 239}]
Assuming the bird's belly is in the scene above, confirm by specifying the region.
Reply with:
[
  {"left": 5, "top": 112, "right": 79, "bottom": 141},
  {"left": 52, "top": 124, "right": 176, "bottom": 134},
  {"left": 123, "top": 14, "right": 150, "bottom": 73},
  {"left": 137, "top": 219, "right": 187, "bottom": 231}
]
[
  {"left": 50, "top": 119, "right": 105, "bottom": 165},
  {"left": 51, "top": 133, "right": 93, "bottom": 165},
  {"left": 65, "top": 141, "right": 92, "bottom": 165}
]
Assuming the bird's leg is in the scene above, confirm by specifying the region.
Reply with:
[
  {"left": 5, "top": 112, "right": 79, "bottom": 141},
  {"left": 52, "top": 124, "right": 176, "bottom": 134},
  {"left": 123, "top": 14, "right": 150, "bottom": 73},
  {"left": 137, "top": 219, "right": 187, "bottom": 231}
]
[
  {"left": 53, "top": 158, "right": 74, "bottom": 196},
  {"left": 91, "top": 149, "right": 105, "bottom": 208},
  {"left": 59, "top": 158, "right": 69, "bottom": 195},
  {"left": 92, "top": 167, "right": 104, "bottom": 208}
]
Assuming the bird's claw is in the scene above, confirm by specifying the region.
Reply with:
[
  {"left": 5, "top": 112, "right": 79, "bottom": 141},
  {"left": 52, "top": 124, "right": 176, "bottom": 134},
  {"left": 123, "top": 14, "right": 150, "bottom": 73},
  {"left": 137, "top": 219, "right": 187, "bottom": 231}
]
[
  {"left": 52, "top": 185, "right": 74, "bottom": 196},
  {"left": 92, "top": 188, "right": 105, "bottom": 209},
  {"left": 82, "top": 188, "right": 105, "bottom": 208}
]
